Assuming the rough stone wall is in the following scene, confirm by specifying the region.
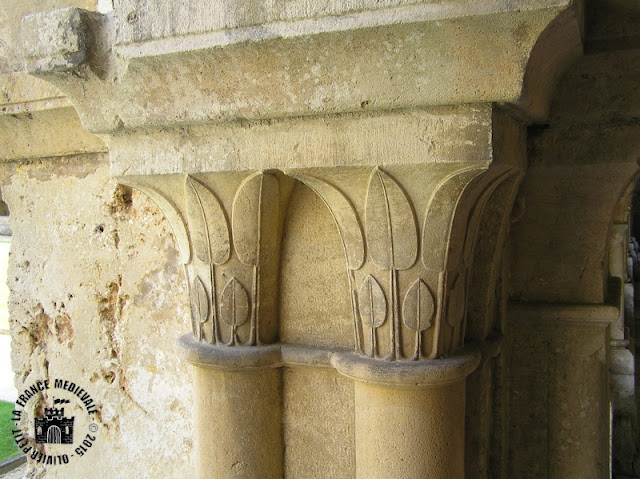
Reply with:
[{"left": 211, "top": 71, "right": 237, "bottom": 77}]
[{"left": 1, "top": 154, "right": 194, "bottom": 478}]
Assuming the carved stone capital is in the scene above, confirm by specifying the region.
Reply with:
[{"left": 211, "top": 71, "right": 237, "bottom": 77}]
[{"left": 125, "top": 147, "right": 518, "bottom": 363}]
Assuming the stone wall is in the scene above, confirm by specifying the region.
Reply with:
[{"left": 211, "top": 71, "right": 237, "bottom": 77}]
[{"left": 1, "top": 155, "right": 194, "bottom": 478}]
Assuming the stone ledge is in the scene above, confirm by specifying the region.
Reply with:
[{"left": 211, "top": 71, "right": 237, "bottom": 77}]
[
  {"left": 111, "top": 105, "right": 494, "bottom": 176},
  {"left": 331, "top": 344, "right": 480, "bottom": 387},
  {"left": 177, "top": 333, "right": 481, "bottom": 387}
]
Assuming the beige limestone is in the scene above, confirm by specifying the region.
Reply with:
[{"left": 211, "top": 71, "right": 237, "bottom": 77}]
[
  {"left": 193, "top": 366, "right": 283, "bottom": 479},
  {"left": 18, "top": 3, "right": 578, "bottom": 133},
  {"left": 0, "top": 74, "right": 106, "bottom": 161},
  {"left": 280, "top": 182, "right": 354, "bottom": 349},
  {"left": 282, "top": 366, "right": 355, "bottom": 478},
  {"left": 0, "top": 0, "right": 102, "bottom": 73},
  {"left": 330, "top": 347, "right": 479, "bottom": 478},
  {"left": 355, "top": 381, "right": 465, "bottom": 478},
  {"left": 107, "top": 105, "right": 494, "bottom": 176},
  {"left": 3, "top": 0, "right": 640, "bottom": 478},
  {"left": 1, "top": 157, "right": 194, "bottom": 478}
]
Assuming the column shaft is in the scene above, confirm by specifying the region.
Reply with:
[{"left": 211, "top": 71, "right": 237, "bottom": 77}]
[
  {"left": 193, "top": 367, "right": 283, "bottom": 479},
  {"left": 355, "top": 380, "right": 466, "bottom": 479}
]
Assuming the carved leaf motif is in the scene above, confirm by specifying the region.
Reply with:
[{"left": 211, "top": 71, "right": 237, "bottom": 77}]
[
  {"left": 402, "top": 279, "right": 435, "bottom": 332},
  {"left": 232, "top": 173, "right": 280, "bottom": 266},
  {"left": 365, "top": 168, "right": 418, "bottom": 271},
  {"left": 422, "top": 168, "right": 483, "bottom": 271},
  {"left": 285, "top": 172, "right": 365, "bottom": 270},
  {"left": 220, "top": 277, "right": 250, "bottom": 327},
  {"left": 192, "top": 276, "right": 209, "bottom": 324},
  {"left": 358, "top": 275, "right": 387, "bottom": 328},
  {"left": 184, "top": 176, "right": 230, "bottom": 265}
]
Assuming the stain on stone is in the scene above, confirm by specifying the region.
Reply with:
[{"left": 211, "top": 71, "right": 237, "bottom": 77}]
[
  {"left": 134, "top": 242, "right": 181, "bottom": 308},
  {"left": 98, "top": 276, "right": 128, "bottom": 327},
  {"left": 54, "top": 313, "right": 74, "bottom": 348},
  {"left": 109, "top": 184, "right": 133, "bottom": 218},
  {"left": 102, "top": 370, "right": 116, "bottom": 384},
  {"left": 3, "top": 155, "right": 106, "bottom": 183},
  {"left": 512, "top": 20, "right": 531, "bottom": 46},
  {"left": 232, "top": 462, "right": 247, "bottom": 472},
  {"left": 92, "top": 406, "right": 118, "bottom": 433},
  {"left": 28, "top": 304, "right": 52, "bottom": 350},
  {"left": 96, "top": 278, "right": 147, "bottom": 414}
]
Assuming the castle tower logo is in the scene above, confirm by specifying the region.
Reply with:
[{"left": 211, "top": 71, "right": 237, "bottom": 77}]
[
  {"left": 11, "top": 378, "right": 100, "bottom": 465},
  {"left": 35, "top": 399, "right": 74, "bottom": 445}
]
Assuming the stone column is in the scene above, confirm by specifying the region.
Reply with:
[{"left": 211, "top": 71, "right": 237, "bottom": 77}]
[
  {"left": 178, "top": 337, "right": 283, "bottom": 479},
  {"left": 333, "top": 348, "right": 479, "bottom": 479}
]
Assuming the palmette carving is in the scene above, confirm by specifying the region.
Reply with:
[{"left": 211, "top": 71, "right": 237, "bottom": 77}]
[
  {"left": 422, "top": 168, "right": 484, "bottom": 358},
  {"left": 402, "top": 279, "right": 435, "bottom": 360},
  {"left": 358, "top": 275, "right": 387, "bottom": 358},
  {"left": 365, "top": 168, "right": 418, "bottom": 360},
  {"left": 191, "top": 276, "right": 210, "bottom": 341},
  {"left": 184, "top": 175, "right": 230, "bottom": 344},
  {"left": 126, "top": 163, "right": 507, "bottom": 360},
  {"left": 220, "top": 277, "right": 250, "bottom": 346},
  {"left": 232, "top": 173, "right": 280, "bottom": 346},
  {"left": 185, "top": 176, "right": 231, "bottom": 265}
]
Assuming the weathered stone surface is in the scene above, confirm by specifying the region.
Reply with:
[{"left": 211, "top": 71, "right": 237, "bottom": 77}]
[
  {"left": 1, "top": 157, "right": 193, "bottom": 478},
  {"left": 282, "top": 367, "right": 355, "bottom": 478},
  {"left": 18, "top": 2, "right": 578, "bottom": 132},
  {"left": 0, "top": 0, "right": 103, "bottom": 73},
  {"left": 108, "top": 105, "right": 494, "bottom": 175},
  {"left": 22, "top": 8, "right": 87, "bottom": 72},
  {"left": 0, "top": 73, "right": 105, "bottom": 161}
]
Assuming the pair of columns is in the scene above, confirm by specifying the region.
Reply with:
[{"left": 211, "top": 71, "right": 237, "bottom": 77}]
[
  {"left": 127, "top": 163, "right": 508, "bottom": 478},
  {"left": 180, "top": 337, "right": 479, "bottom": 478}
]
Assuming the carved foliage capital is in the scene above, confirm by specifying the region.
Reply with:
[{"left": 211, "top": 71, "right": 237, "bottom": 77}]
[{"left": 125, "top": 163, "right": 514, "bottom": 361}]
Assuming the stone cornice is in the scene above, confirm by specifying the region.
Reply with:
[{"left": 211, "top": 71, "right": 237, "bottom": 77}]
[{"left": 18, "top": 1, "right": 582, "bottom": 134}]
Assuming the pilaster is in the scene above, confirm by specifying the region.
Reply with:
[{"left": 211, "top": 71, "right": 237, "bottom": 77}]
[{"left": 506, "top": 301, "right": 617, "bottom": 479}]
